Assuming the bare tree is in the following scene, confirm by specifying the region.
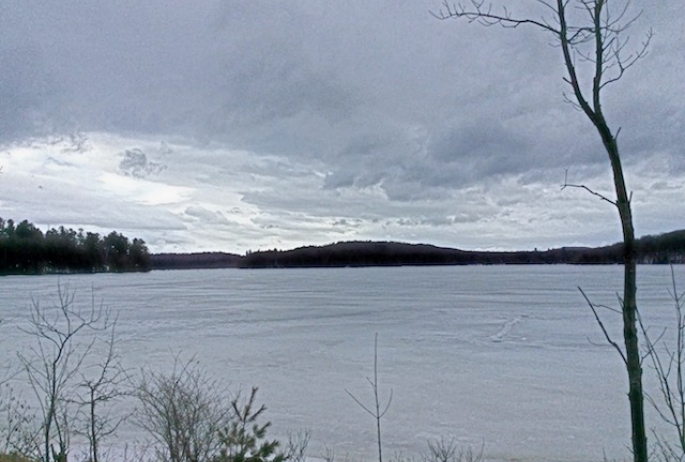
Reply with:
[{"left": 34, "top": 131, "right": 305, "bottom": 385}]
[
  {"left": 346, "top": 334, "right": 393, "bottom": 462},
  {"left": 433, "top": 1, "right": 651, "bottom": 461},
  {"left": 69, "top": 319, "right": 130, "bottom": 462},
  {"left": 17, "top": 285, "right": 113, "bottom": 462},
  {"left": 134, "top": 356, "right": 231, "bottom": 462}
]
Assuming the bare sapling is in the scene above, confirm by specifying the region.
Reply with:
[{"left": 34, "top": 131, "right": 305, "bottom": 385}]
[
  {"left": 17, "top": 284, "right": 114, "bottom": 462},
  {"left": 346, "top": 333, "right": 393, "bottom": 462},
  {"left": 70, "top": 317, "right": 129, "bottom": 462}
]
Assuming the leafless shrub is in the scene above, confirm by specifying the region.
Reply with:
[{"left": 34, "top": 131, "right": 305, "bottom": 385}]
[
  {"left": 134, "top": 356, "right": 231, "bottom": 462},
  {"left": 0, "top": 384, "right": 38, "bottom": 456},
  {"left": 422, "top": 438, "right": 483, "bottom": 462},
  {"left": 320, "top": 445, "right": 338, "bottom": 462},
  {"left": 284, "top": 430, "right": 310, "bottom": 462},
  {"left": 319, "top": 445, "right": 351, "bottom": 462},
  {"left": 390, "top": 450, "right": 416, "bottom": 462}
]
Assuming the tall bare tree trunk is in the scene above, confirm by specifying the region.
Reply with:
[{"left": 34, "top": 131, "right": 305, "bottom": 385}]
[
  {"left": 433, "top": 1, "right": 652, "bottom": 460},
  {"left": 557, "top": 1, "right": 647, "bottom": 457},
  {"left": 603, "top": 127, "right": 647, "bottom": 462}
]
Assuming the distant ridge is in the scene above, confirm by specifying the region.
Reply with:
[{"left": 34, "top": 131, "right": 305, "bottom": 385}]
[
  {"left": 150, "top": 229, "right": 685, "bottom": 270},
  {"left": 150, "top": 252, "right": 242, "bottom": 269}
]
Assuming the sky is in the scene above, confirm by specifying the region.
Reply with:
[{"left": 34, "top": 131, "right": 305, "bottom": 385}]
[{"left": 0, "top": 1, "right": 683, "bottom": 254}]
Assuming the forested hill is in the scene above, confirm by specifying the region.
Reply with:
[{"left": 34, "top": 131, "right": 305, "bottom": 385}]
[
  {"left": 151, "top": 230, "right": 685, "bottom": 270},
  {"left": 151, "top": 252, "right": 242, "bottom": 270},
  {"left": 0, "top": 217, "right": 151, "bottom": 275}
]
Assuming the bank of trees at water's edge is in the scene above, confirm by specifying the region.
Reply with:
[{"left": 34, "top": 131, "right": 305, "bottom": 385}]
[
  {"left": 4, "top": 215, "right": 684, "bottom": 273},
  {"left": 0, "top": 217, "right": 151, "bottom": 275}
]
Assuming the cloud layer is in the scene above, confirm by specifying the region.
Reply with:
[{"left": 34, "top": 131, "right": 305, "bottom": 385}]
[{"left": 1, "top": 1, "right": 683, "bottom": 252}]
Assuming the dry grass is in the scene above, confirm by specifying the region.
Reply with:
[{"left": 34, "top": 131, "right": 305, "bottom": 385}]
[{"left": 0, "top": 454, "right": 35, "bottom": 462}]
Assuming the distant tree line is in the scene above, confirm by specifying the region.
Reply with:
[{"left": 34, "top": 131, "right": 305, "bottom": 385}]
[
  {"left": 150, "top": 252, "right": 242, "bottom": 270},
  {"left": 137, "top": 230, "right": 685, "bottom": 271},
  {"left": 0, "top": 217, "right": 151, "bottom": 275},
  {"left": 234, "top": 231, "right": 685, "bottom": 269}
]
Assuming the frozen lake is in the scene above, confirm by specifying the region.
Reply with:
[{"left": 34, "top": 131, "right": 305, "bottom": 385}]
[{"left": 1, "top": 265, "right": 684, "bottom": 462}]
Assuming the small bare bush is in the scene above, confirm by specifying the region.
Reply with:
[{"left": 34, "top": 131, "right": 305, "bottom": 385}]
[
  {"left": 0, "top": 384, "right": 37, "bottom": 456},
  {"left": 422, "top": 438, "right": 483, "bottom": 462},
  {"left": 284, "top": 430, "right": 310, "bottom": 462},
  {"left": 134, "top": 356, "right": 230, "bottom": 462}
]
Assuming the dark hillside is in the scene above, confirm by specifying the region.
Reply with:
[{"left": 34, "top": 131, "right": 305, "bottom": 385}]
[
  {"left": 150, "top": 252, "right": 242, "bottom": 270},
  {"left": 236, "top": 230, "right": 685, "bottom": 268},
  {"left": 146, "top": 229, "right": 685, "bottom": 270}
]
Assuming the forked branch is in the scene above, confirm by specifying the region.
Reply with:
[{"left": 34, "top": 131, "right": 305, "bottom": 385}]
[{"left": 580, "top": 287, "right": 627, "bottom": 364}]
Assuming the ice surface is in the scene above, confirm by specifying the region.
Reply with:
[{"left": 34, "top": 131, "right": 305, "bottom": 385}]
[{"left": 1, "top": 265, "right": 684, "bottom": 462}]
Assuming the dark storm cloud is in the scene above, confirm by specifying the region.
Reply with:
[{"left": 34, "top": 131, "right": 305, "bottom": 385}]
[
  {"left": 1, "top": 0, "right": 222, "bottom": 137},
  {"left": 428, "top": 120, "right": 529, "bottom": 176},
  {"left": 1, "top": 0, "right": 682, "bottom": 209},
  {"left": 0, "top": 43, "right": 61, "bottom": 139}
]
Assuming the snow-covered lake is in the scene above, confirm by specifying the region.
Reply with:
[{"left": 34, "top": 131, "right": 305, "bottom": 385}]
[{"left": 1, "top": 265, "right": 684, "bottom": 462}]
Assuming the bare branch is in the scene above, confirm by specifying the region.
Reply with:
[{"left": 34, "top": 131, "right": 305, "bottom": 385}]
[
  {"left": 580, "top": 287, "right": 627, "bottom": 364},
  {"left": 16, "top": 284, "right": 115, "bottom": 462},
  {"left": 431, "top": 0, "right": 560, "bottom": 35},
  {"left": 561, "top": 169, "right": 618, "bottom": 206},
  {"left": 345, "top": 389, "right": 376, "bottom": 418}
]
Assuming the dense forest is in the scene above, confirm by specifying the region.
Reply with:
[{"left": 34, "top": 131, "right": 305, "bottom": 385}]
[
  {"left": 0, "top": 217, "right": 151, "bottom": 275},
  {"left": 5, "top": 215, "right": 685, "bottom": 273},
  {"left": 151, "top": 252, "right": 242, "bottom": 269},
  {"left": 150, "top": 230, "right": 685, "bottom": 270}
]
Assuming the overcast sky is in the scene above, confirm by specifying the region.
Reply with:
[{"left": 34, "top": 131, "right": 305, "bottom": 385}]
[{"left": 1, "top": 1, "right": 683, "bottom": 254}]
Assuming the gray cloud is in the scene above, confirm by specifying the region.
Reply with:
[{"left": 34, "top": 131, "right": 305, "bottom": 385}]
[
  {"left": 183, "top": 205, "right": 230, "bottom": 225},
  {"left": 1, "top": 0, "right": 682, "bottom": 251},
  {"left": 119, "top": 149, "right": 166, "bottom": 178},
  {"left": 3, "top": 1, "right": 679, "bottom": 166}
]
